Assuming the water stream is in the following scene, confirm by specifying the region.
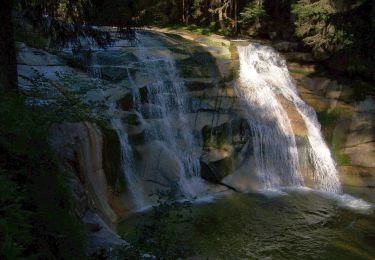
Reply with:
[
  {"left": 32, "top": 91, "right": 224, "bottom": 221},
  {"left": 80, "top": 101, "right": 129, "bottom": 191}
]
[
  {"left": 236, "top": 43, "right": 341, "bottom": 193},
  {"left": 109, "top": 103, "right": 146, "bottom": 208},
  {"left": 129, "top": 33, "right": 207, "bottom": 198},
  {"left": 91, "top": 34, "right": 343, "bottom": 209}
]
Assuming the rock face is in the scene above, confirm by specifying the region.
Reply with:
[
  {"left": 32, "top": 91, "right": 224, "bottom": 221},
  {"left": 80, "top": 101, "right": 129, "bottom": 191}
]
[
  {"left": 17, "top": 28, "right": 375, "bottom": 255},
  {"left": 290, "top": 62, "right": 375, "bottom": 191},
  {"left": 49, "top": 122, "right": 127, "bottom": 254},
  {"left": 17, "top": 30, "right": 333, "bottom": 199}
]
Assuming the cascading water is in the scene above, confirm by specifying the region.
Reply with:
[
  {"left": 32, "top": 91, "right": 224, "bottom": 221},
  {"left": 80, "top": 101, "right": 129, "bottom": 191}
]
[
  {"left": 130, "top": 33, "right": 207, "bottom": 198},
  {"left": 236, "top": 43, "right": 341, "bottom": 193},
  {"left": 109, "top": 104, "right": 146, "bottom": 209},
  {"left": 87, "top": 52, "right": 102, "bottom": 79}
]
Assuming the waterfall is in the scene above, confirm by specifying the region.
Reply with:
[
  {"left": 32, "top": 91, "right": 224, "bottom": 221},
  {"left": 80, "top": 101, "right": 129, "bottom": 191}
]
[
  {"left": 87, "top": 52, "right": 102, "bottom": 79},
  {"left": 236, "top": 43, "right": 341, "bottom": 193},
  {"left": 132, "top": 33, "right": 206, "bottom": 198},
  {"left": 109, "top": 104, "right": 146, "bottom": 208}
]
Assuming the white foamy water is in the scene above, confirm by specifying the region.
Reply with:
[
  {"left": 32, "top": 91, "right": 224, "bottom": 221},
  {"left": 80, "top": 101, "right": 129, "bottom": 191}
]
[
  {"left": 131, "top": 33, "right": 207, "bottom": 198},
  {"left": 236, "top": 43, "right": 341, "bottom": 193},
  {"left": 109, "top": 104, "right": 146, "bottom": 209}
]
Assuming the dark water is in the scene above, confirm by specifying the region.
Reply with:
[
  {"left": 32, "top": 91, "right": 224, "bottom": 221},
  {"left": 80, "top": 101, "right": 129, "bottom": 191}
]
[{"left": 120, "top": 189, "right": 375, "bottom": 260}]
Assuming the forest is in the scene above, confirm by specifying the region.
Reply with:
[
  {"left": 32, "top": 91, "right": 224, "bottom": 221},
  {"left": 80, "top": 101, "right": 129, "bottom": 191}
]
[{"left": 1, "top": 0, "right": 375, "bottom": 259}]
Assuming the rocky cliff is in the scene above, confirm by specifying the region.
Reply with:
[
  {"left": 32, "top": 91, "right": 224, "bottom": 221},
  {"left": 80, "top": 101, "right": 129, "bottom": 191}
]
[{"left": 16, "top": 28, "right": 375, "bottom": 254}]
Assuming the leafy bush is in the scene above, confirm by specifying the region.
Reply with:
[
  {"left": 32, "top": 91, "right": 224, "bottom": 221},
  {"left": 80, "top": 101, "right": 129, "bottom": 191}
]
[
  {"left": 0, "top": 93, "right": 87, "bottom": 259},
  {"left": 239, "top": 1, "right": 267, "bottom": 28},
  {"left": 115, "top": 189, "right": 194, "bottom": 259},
  {"left": 292, "top": 0, "right": 350, "bottom": 53},
  {"left": 292, "top": 0, "right": 374, "bottom": 77}
]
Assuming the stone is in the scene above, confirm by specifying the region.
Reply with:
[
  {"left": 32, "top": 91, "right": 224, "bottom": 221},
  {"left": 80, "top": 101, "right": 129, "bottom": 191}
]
[
  {"left": 313, "top": 47, "right": 329, "bottom": 61},
  {"left": 200, "top": 156, "right": 233, "bottom": 183},
  {"left": 356, "top": 96, "right": 375, "bottom": 113},
  {"left": 284, "top": 52, "right": 314, "bottom": 62},
  {"left": 302, "top": 97, "right": 331, "bottom": 113},
  {"left": 344, "top": 143, "right": 375, "bottom": 168},
  {"left": 17, "top": 46, "right": 64, "bottom": 66},
  {"left": 222, "top": 143, "right": 260, "bottom": 192},
  {"left": 100, "top": 66, "right": 131, "bottom": 82},
  {"left": 86, "top": 222, "right": 102, "bottom": 232},
  {"left": 184, "top": 79, "right": 215, "bottom": 91},
  {"left": 345, "top": 101, "right": 375, "bottom": 147},
  {"left": 134, "top": 141, "right": 185, "bottom": 194},
  {"left": 300, "top": 77, "right": 331, "bottom": 93},
  {"left": 96, "top": 50, "right": 138, "bottom": 66},
  {"left": 273, "top": 41, "right": 299, "bottom": 52},
  {"left": 268, "top": 32, "right": 278, "bottom": 40},
  {"left": 119, "top": 92, "right": 133, "bottom": 111},
  {"left": 84, "top": 212, "right": 127, "bottom": 256},
  {"left": 278, "top": 96, "right": 308, "bottom": 136},
  {"left": 49, "top": 122, "right": 128, "bottom": 223},
  {"left": 339, "top": 166, "right": 375, "bottom": 188},
  {"left": 188, "top": 97, "right": 213, "bottom": 112}
]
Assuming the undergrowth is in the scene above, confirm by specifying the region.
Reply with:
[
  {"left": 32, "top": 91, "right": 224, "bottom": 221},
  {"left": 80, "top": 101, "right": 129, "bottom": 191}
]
[{"left": 0, "top": 93, "right": 87, "bottom": 259}]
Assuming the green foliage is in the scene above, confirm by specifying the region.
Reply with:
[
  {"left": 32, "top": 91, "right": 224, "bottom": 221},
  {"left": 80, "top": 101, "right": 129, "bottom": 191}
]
[
  {"left": 239, "top": 1, "right": 267, "bottom": 28},
  {"left": 21, "top": 69, "right": 108, "bottom": 125},
  {"left": 115, "top": 189, "right": 194, "bottom": 259},
  {"left": 0, "top": 172, "right": 33, "bottom": 259},
  {"left": 292, "top": 0, "right": 375, "bottom": 77},
  {"left": 14, "top": 22, "right": 48, "bottom": 49},
  {"left": 317, "top": 109, "right": 341, "bottom": 127},
  {"left": 0, "top": 93, "right": 87, "bottom": 259},
  {"left": 140, "top": 0, "right": 180, "bottom": 26},
  {"left": 317, "top": 108, "right": 351, "bottom": 166},
  {"left": 292, "top": 0, "right": 347, "bottom": 52},
  {"left": 331, "top": 135, "right": 351, "bottom": 166}
]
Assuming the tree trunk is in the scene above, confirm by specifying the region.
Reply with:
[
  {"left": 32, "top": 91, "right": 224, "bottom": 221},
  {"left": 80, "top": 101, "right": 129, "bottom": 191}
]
[
  {"left": 0, "top": 0, "right": 18, "bottom": 92},
  {"left": 182, "top": 0, "right": 186, "bottom": 23},
  {"left": 218, "top": 8, "right": 226, "bottom": 31},
  {"left": 234, "top": 0, "right": 237, "bottom": 33},
  {"left": 255, "top": 0, "right": 263, "bottom": 29}
]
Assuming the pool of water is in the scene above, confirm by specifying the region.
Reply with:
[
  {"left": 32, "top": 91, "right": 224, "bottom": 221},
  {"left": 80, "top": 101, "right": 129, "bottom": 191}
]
[{"left": 119, "top": 189, "right": 375, "bottom": 259}]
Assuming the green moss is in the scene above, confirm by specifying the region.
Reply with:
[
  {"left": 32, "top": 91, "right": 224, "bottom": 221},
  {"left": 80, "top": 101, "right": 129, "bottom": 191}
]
[
  {"left": 202, "top": 123, "right": 232, "bottom": 150},
  {"left": 166, "top": 24, "right": 213, "bottom": 36},
  {"left": 317, "top": 109, "right": 342, "bottom": 128},
  {"left": 317, "top": 108, "right": 351, "bottom": 166},
  {"left": 331, "top": 135, "right": 350, "bottom": 166}
]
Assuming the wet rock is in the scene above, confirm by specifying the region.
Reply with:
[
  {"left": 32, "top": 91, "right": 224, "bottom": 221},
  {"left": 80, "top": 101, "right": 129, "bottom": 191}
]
[
  {"left": 135, "top": 141, "right": 184, "bottom": 194},
  {"left": 339, "top": 166, "right": 375, "bottom": 188},
  {"left": 344, "top": 143, "right": 375, "bottom": 168},
  {"left": 100, "top": 66, "right": 137, "bottom": 82},
  {"left": 301, "top": 77, "right": 331, "bottom": 92},
  {"left": 49, "top": 122, "right": 128, "bottom": 224},
  {"left": 313, "top": 47, "right": 329, "bottom": 61},
  {"left": 123, "top": 112, "right": 141, "bottom": 126},
  {"left": 84, "top": 212, "right": 127, "bottom": 256},
  {"left": 96, "top": 50, "right": 138, "bottom": 66},
  {"left": 101, "top": 127, "right": 123, "bottom": 192},
  {"left": 184, "top": 79, "right": 215, "bottom": 91},
  {"left": 345, "top": 98, "right": 375, "bottom": 147},
  {"left": 268, "top": 31, "right": 277, "bottom": 40},
  {"left": 119, "top": 93, "right": 133, "bottom": 110},
  {"left": 273, "top": 41, "right": 299, "bottom": 52},
  {"left": 200, "top": 148, "right": 234, "bottom": 183},
  {"left": 17, "top": 45, "right": 65, "bottom": 66},
  {"left": 188, "top": 97, "right": 213, "bottom": 112},
  {"left": 284, "top": 52, "right": 314, "bottom": 62}
]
